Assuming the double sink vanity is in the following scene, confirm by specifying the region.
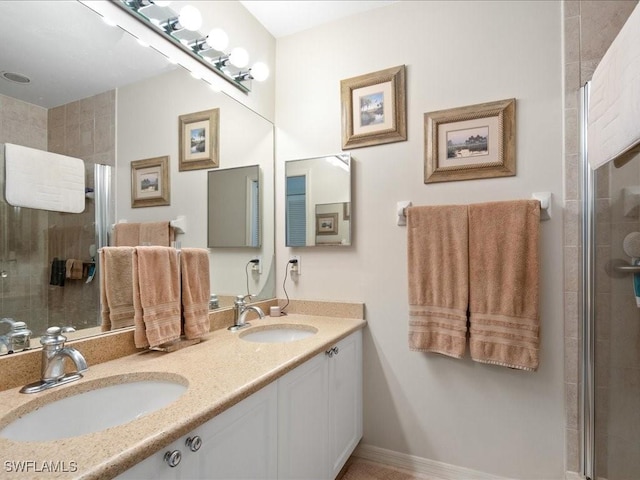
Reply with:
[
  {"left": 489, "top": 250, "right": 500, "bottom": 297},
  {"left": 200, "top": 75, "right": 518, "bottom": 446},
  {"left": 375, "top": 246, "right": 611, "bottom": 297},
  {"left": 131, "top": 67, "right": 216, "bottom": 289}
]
[{"left": 0, "top": 307, "right": 365, "bottom": 479}]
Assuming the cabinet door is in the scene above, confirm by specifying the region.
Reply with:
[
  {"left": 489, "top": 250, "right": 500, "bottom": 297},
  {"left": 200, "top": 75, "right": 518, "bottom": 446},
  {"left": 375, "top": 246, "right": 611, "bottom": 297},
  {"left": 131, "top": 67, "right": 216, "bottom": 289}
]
[
  {"left": 116, "top": 437, "right": 183, "bottom": 479},
  {"left": 278, "top": 352, "right": 330, "bottom": 480},
  {"left": 183, "top": 382, "right": 278, "bottom": 479},
  {"left": 329, "top": 330, "right": 363, "bottom": 479}
]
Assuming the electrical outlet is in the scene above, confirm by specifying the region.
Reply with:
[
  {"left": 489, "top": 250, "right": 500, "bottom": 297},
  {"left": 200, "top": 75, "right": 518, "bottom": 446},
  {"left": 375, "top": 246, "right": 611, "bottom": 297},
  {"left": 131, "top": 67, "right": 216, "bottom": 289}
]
[
  {"left": 289, "top": 255, "right": 301, "bottom": 275},
  {"left": 250, "top": 255, "right": 262, "bottom": 274}
]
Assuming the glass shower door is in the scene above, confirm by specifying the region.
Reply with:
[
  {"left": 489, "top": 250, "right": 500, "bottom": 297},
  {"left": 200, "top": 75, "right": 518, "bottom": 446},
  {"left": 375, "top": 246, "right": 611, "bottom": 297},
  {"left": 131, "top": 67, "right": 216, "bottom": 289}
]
[{"left": 593, "top": 152, "right": 640, "bottom": 480}]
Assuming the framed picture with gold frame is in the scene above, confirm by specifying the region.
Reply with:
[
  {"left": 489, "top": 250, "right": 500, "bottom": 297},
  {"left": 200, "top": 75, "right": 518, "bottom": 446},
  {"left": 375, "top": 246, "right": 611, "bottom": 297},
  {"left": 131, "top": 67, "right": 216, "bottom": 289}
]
[
  {"left": 178, "top": 108, "right": 220, "bottom": 171},
  {"left": 340, "top": 65, "right": 407, "bottom": 149},
  {"left": 131, "top": 156, "right": 170, "bottom": 208},
  {"left": 424, "top": 98, "right": 516, "bottom": 183}
]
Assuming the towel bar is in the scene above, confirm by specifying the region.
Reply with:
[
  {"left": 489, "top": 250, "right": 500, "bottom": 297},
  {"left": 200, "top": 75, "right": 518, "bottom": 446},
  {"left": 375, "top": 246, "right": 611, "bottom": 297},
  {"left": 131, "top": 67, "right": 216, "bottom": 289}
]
[{"left": 397, "top": 192, "right": 552, "bottom": 225}]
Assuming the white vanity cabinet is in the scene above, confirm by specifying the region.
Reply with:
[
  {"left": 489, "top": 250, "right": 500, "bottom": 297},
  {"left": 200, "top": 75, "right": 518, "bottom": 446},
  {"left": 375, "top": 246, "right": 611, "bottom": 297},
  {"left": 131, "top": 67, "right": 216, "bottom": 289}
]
[
  {"left": 118, "top": 382, "right": 278, "bottom": 480},
  {"left": 278, "top": 330, "right": 363, "bottom": 480},
  {"left": 118, "top": 330, "right": 362, "bottom": 480}
]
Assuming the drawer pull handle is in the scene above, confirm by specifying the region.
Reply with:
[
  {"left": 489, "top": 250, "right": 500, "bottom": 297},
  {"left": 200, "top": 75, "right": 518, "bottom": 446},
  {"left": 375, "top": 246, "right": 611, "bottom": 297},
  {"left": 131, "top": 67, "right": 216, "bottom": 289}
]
[
  {"left": 164, "top": 450, "right": 182, "bottom": 467},
  {"left": 186, "top": 436, "right": 202, "bottom": 452},
  {"left": 325, "top": 346, "right": 339, "bottom": 357}
]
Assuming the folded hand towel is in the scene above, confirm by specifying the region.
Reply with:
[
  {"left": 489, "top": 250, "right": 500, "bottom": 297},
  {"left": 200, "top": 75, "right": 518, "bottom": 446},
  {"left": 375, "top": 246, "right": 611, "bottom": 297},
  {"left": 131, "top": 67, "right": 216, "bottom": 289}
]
[
  {"left": 468, "top": 200, "right": 540, "bottom": 371},
  {"left": 407, "top": 205, "right": 469, "bottom": 358},
  {"left": 65, "top": 259, "right": 84, "bottom": 280},
  {"left": 135, "top": 246, "right": 181, "bottom": 348},
  {"left": 113, "top": 222, "right": 174, "bottom": 247},
  {"left": 131, "top": 249, "right": 148, "bottom": 348},
  {"left": 180, "top": 248, "right": 211, "bottom": 340},
  {"left": 140, "top": 222, "right": 175, "bottom": 246},
  {"left": 99, "top": 247, "right": 136, "bottom": 332},
  {"left": 113, "top": 223, "right": 140, "bottom": 247}
]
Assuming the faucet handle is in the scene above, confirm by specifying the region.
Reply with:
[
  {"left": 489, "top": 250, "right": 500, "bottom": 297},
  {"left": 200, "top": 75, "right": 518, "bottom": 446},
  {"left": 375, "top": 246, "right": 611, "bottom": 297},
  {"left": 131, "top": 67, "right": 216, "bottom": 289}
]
[
  {"left": 40, "top": 326, "right": 69, "bottom": 347},
  {"left": 235, "top": 294, "right": 251, "bottom": 306}
]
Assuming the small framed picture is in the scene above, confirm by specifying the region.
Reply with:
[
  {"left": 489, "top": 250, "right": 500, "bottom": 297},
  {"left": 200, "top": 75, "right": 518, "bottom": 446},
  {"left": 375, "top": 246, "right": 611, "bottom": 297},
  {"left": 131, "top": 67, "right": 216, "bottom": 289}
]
[
  {"left": 424, "top": 98, "right": 516, "bottom": 183},
  {"left": 178, "top": 108, "right": 220, "bottom": 171},
  {"left": 316, "top": 212, "right": 339, "bottom": 235},
  {"left": 341, "top": 65, "right": 407, "bottom": 149},
  {"left": 131, "top": 156, "right": 170, "bottom": 208}
]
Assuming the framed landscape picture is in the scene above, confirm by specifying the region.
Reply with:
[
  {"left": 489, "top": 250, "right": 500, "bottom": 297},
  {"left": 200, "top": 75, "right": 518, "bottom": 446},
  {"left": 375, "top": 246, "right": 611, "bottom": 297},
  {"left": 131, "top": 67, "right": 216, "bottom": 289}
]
[
  {"left": 341, "top": 65, "right": 407, "bottom": 149},
  {"left": 423, "top": 98, "right": 516, "bottom": 183},
  {"left": 131, "top": 156, "right": 170, "bottom": 208},
  {"left": 178, "top": 108, "right": 220, "bottom": 171}
]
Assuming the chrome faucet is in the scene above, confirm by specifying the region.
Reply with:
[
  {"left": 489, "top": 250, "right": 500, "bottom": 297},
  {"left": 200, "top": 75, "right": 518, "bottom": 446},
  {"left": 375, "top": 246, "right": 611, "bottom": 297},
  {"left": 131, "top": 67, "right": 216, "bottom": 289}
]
[
  {"left": 228, "top": 295, "right": 264, "bottom": 331},
  {"left": 20, "top": 326, "right": 88, "bottom": 394},
  {"left": 0, "top": 318, "right": 32, "bottom": 354}
]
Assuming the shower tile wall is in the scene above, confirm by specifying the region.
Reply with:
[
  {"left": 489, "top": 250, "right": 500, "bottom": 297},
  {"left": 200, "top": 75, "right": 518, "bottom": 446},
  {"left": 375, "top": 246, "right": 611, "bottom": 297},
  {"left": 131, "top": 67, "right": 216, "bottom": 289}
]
[
  {"left": 0, "top": 94, "right": 49, "bottom": 335},
  {"left": 0, "top": 90, "right": 115, "bottom": 337},
  {"left": 47, "top": 90, "right": 115, "bottom": 330},
  {"left": 563, "top": 0, "right": 639, "bottom": 476}
]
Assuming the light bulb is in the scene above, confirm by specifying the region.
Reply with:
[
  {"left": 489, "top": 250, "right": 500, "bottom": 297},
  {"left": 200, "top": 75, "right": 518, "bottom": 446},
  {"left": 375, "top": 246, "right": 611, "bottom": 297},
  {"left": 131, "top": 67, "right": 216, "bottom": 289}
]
[
  {"left": 179, "top": 5, "right": 202, "bottom": 31},
  {"left": 206, "top": 28, "right": 229, "bottom": 51},
  {"left": 250, "top": 62, "right": 269, "bottom": 82},
  {"left": 229, "top": 47, "right": 249, "bottom": 68}
]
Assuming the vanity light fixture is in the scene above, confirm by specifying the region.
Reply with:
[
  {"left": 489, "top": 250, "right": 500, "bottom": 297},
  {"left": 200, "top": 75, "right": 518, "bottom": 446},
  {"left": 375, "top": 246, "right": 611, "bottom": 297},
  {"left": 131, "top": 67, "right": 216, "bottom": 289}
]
[{"left": 115, "top": 0, "right": 269, "bottom": 93}]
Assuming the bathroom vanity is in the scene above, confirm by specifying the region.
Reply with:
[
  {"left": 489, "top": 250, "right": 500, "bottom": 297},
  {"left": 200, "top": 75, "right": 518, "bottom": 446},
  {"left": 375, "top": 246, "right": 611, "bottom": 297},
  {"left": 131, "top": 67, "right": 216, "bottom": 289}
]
[{"left": 0, "top": 314, "right": 364, "bottom": 479}]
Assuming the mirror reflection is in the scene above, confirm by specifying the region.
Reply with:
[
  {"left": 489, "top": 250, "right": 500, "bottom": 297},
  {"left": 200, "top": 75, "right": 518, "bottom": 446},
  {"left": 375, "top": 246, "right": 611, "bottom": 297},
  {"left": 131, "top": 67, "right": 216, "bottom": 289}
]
[
  {"left": 285, "top": 154, "right": 352, "bottom": 247},
  {"left": 208, "top": 165, "right": 261, "bottom": 248},
  {"left": 0, "top": 1, "right": 275, "bottom": 352}
]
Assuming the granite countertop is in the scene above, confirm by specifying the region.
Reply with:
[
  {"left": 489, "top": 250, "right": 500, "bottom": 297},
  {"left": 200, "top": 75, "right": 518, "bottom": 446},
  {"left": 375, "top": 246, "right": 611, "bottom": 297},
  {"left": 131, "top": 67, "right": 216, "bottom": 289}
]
[{"left": 0, "top": 314, "right": 366, "bottom": 479}]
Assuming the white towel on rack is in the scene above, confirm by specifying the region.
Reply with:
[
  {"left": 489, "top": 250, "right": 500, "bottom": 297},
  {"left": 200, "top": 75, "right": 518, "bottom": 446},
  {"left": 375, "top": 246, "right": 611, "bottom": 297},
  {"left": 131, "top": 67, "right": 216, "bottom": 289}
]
[
  {"left": 4, "top": 143, "right": 85, "bottom": 213},
  {"left": 587, "top": 3, "right": 640, "bottom": 170}
]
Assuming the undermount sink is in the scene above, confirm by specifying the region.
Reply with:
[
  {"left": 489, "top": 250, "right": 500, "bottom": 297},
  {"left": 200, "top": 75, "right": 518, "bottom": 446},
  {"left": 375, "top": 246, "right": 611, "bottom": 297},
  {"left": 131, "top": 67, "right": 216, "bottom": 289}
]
[
  {"left": 240, "top": 324, "right": 318, "bottom": 343},
  {"left": 0, "top": 374, "right": 187, "bottom": 442}
]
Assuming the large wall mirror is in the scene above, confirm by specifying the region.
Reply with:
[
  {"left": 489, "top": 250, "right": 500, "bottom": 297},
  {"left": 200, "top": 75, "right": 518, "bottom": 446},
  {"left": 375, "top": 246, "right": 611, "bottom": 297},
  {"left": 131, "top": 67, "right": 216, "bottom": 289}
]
[
  {"left": 0, "top": 1, "right": 275, "bottom": 354},
  {"left": 285, "top": 154, "right": 352, "bottom": 247}
]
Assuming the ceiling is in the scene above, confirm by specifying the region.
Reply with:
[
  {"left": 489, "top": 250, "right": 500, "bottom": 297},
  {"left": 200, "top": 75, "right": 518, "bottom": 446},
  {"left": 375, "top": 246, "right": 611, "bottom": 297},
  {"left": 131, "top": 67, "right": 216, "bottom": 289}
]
[
  {"left": 0, "top": 1, "right": 396, "bottom": 109},
  {"left": 240, "top": 1, "right": 397, "bottom": 38}
]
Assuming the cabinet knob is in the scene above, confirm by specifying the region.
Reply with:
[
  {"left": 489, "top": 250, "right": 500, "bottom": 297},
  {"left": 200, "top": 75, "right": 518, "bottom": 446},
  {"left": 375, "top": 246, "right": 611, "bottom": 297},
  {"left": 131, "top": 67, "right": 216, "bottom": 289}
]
[
  {"left": 325, "top": 346, "right": 339, "bottom": 357},
  {"left": 186, "top": 435, "right": 202, "bottom": 452},
  {"left": 164, "top": 450, "right": 182, "bottom": 467}
]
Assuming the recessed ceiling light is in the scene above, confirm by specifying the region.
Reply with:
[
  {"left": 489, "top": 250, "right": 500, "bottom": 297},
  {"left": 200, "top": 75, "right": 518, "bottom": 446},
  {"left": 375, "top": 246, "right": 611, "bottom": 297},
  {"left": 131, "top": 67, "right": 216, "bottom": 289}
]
[{"left": 1, "top": 71, "right": 31, "bottom": 85}]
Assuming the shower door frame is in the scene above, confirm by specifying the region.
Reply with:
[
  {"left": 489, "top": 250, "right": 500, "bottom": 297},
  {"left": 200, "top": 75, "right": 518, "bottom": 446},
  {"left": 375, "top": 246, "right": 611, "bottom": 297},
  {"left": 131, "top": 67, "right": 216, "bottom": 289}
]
[{"left": 579, "top": 81, "right": 595, "bottom": 480}]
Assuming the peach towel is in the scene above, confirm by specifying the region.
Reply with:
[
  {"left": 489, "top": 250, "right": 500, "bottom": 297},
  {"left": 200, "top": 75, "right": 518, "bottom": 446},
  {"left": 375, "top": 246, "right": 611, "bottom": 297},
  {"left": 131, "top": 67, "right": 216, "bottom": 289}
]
[
  {"left": 407, "top": 205, "right": 469, "bottom": 358},
  {"left": 468, "top": 200, "right": 540, "bottom": 371},
  {"left": 99, "top": 247, "right": 135, "bottom": 332},
  {"left": 180, "top": 248, "right": 211, "bottom": 340},
  {"left": 132, "top": 246, "right": 181, "bottom": 348},
  {"left": 113, "top": 222, "right": 175, "bottom": 247}
]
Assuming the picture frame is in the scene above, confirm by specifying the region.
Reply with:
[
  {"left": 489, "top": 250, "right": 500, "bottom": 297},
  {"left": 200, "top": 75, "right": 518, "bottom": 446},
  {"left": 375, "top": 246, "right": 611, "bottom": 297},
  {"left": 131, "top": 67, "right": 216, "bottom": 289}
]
[
  {"left": 316, "top": 212, "right": 339, "bottom": 235},
  {"left": 424, "top": 98, "right": 516, "bottom": 183},
  {"left": 341, "top": 65, "right": 407, "bottom": 149},
  {"left": 131, "top": 156, "right": 170, "bottom": 208},
  {"left": 178, "top": 108, "right": 220, "bottom": 171}
]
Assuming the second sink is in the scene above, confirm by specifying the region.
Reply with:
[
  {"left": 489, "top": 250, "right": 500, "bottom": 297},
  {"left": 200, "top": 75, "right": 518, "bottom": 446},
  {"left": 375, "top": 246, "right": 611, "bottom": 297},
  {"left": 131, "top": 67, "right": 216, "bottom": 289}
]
[{"left": 240, "top": 324, "right": 318, "bottom": 343}]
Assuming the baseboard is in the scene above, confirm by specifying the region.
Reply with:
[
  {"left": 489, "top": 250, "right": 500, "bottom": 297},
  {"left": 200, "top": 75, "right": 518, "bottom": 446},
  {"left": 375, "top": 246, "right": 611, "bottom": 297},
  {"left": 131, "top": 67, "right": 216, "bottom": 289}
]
[{"left": 353, "top": 444, "right": 515, "bottom": 480}]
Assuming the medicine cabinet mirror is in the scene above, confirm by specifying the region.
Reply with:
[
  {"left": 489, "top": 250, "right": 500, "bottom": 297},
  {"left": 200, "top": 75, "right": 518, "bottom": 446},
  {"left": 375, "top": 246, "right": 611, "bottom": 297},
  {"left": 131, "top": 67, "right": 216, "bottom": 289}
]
[
  {"left": 285, "top": 154, "right": 352, "bottom": 247},
  {"left": 208, "top": 165, "right": 261, "bottom": 248}
]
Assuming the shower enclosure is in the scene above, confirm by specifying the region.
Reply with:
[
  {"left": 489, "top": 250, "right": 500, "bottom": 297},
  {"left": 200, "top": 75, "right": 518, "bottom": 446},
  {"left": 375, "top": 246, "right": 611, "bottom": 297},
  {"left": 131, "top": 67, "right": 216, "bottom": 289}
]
[
  {"left": 581, "top": 83, "right": 640, "bottom": 480},
  {"left": 0, "top": 160, "right": 112, "bottom": 341}
]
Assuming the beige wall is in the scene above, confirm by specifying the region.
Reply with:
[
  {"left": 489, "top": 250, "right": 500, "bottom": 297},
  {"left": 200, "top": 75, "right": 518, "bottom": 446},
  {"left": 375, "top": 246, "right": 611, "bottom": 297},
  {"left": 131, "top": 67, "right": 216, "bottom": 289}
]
[{"left": 276, "top": 1, "right": 564, "bottom": 477}]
